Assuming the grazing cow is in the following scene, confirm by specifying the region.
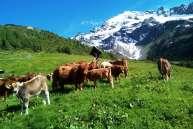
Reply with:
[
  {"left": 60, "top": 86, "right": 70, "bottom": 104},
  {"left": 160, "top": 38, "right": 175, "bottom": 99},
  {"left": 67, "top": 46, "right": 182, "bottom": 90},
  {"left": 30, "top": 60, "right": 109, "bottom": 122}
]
[
  {"left": 110, "top": 65, "right": 125, "bottom": 81},
  {"left": 86, "top": 68, "right": 114, "bottom": 88},
  {"left": 4, "top": 72, "right": 36, "bottom": 89},
  {"left": 110, "top": 59, "right": 128, "bottom": 78},
  {"left": 100, "top": 61, "right": 113, "bottom": 68},
  {"left": 52, "top": 62, "right": 89, "bottom": 91},
  {"left": 5, "top": 73, "right": 36, "bottom": 85},
  {"left": 157, "top": 58, "right": 171, "bottom": 80},
  {"left": 0, "top": 78, "right": 13, "bottom": 100},
  {"left": 10, "top": 75, "right": 50, "bottom": 115}
]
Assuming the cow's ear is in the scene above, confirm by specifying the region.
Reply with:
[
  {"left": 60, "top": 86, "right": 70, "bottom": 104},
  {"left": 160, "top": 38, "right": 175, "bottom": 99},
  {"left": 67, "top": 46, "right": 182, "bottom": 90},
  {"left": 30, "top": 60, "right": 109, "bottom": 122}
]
[{"left": 5, "top": 84, "right": 12, "bottom": 89}]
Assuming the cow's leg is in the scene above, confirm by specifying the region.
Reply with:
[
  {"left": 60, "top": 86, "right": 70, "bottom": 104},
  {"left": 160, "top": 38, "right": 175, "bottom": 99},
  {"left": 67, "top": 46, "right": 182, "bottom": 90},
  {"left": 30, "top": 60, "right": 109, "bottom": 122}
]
[
  {"left": 161, "top": 73, "right": 164, "bottom": 79},
  {"left": 23, "top": 98, "right": 29, "bottom": 115},
  {"left": 168, "top": 72, "right": 171, "bottom": 79},
  {"left": 75, "top": 84, "right": 78, "bottom": 90},
  {"left": 52, "top": 80, "right": 57, "bottom": 91},
  {"left": 76, "top": 83, "right": 81, "bottom": 91},
  {"left": 124, "top": 68, "right": 128, "bottom": 78},
  {"left": 4, "top": 91, "right": 7, "bottom": 101},
  {"left": 166, "top": 74, "right": 169, "bottom": 81},
  {"left": 60, "top": 82, "right": 64, "bottom": 90},
  {"left": 109, "top": 77, "right": 114, "bottom": 88},
  {"left": 20, "top": 100, "right": 24, "bottom": 115},
  {"left": 52, "top": 80, "right": 63, "bottom": 91},
  {"left": 94, "top": 81, "right": 97, "bottom": 89},
  {"left": 42, "top": 90, "right": 50, "bottom": 105},
  {"left": 45, "top": 90, "right": 50, "bottom": 105},
  {"left": 118, "top": 76, "right": 121, "bottom": 83},
  {"left": 79, "top": 83, "right": 83, "bottom": 91},
  {"left": 110, "top": 78, "right": 114, "bottom": 88},
  {"left": 57, "top": 81, "right": 63, "bottom": 90},
  {"left": 106, "top": 74, "right": 114, "bottom": 88},
  {"left": 117, "top": 75, "right": 121, "bottom": 83},
  {"left": 114, "top": 76, "right": 117, "bottom": 81}
]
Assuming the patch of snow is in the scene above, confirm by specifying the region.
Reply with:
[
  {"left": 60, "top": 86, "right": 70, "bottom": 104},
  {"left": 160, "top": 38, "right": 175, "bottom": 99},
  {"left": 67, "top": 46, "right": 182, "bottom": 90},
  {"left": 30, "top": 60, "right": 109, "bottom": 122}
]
[
  {"left": 112, "top": 41, "right": 145, "bottom": 60},
  {"left": 27, "top": 26, "right": 34, "bottom": 30},
  {"left": 185, "top": 24, "right": 190, "bottom": 28}
]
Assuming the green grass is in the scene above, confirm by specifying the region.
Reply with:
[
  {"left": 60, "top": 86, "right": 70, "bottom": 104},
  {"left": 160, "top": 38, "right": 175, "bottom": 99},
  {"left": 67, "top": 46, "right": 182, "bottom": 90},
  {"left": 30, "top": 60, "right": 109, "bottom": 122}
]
[{"left": 0, "top": 51, "right": 193, "bottom": 129}]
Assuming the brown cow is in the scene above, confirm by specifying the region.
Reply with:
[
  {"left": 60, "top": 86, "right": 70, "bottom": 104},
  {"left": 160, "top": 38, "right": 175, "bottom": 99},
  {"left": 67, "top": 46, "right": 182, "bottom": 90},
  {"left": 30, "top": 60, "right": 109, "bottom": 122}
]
[
  {"left": 12, "top": 73, "right": 36, "bottom": 82},
  {"left": 0, "top": 78, "right": 13, "bottom": 100},
  {"left": 110, "top": 59, "right": 128, "bottom": 78},
  {"left": 86, "top": 68, "right": 114, "bottom": 88},
  {"left": 4, "top": 73, "right": 36, "bottom": 88},
  {"left": 157, "top": 58, "right": 171, "bottom": 80},
  {"left": 110, "top": 65, "right": 125, "bottom": 81},
  {"left": 0, "top": 75, "right": 19, "bottom": 100},
  {"left": 51, "top": 58, "right": 99, "bottom": 91},
  {"left": 52, "top": 62, "right": 89, "bottom": 91}
]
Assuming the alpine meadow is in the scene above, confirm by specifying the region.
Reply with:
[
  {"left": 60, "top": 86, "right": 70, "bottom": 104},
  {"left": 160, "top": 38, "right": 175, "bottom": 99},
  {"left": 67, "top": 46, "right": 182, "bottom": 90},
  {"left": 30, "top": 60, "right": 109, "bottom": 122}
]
[
  {"left": 1, "top": 51, "right": 193, "bottom": 129},
  {"left": 1, "top": 1, "right": 193, "bottom": 129}
]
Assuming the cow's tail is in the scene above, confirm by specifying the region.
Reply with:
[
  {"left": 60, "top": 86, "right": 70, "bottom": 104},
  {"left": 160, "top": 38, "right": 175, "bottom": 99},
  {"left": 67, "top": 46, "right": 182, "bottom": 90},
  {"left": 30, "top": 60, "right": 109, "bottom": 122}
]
[
  {"left": 107, "top": 67, "right": 111, "bottom": 77},
  {"left": 108, "top": 67, "right": 114, "bottom": 88}
]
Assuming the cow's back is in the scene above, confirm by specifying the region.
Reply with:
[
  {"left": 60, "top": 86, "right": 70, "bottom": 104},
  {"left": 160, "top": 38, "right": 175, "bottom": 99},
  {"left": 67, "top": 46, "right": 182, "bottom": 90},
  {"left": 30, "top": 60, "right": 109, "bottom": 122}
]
[{"left": 157, "top": 58, "right": 171, "bottom": 79}]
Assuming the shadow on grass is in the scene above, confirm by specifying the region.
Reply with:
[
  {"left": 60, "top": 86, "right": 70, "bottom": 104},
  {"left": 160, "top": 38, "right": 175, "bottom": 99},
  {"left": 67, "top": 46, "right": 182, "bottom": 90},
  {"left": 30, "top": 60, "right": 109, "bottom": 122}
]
[
  {"left": 0, "top": 104, "right": 20, "bottom": 113},
  {"left": 50, "top": 86, "right": 75, "bottom": 94}
]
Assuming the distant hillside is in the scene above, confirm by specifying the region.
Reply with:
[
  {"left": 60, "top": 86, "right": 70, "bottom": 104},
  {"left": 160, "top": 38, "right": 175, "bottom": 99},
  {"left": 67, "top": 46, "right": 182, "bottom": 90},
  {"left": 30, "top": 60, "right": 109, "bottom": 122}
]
[
  {"left": 147, "top": 20, "right": 193, "bottom": 60},
  {"left": 0, "top": 24, "right": 91, "bottom": 55}
]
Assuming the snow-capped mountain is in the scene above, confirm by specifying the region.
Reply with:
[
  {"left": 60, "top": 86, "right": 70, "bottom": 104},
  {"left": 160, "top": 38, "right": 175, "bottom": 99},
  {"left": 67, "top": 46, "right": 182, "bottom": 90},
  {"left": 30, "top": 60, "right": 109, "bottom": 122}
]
[
  {"left": 75, "top": 2, "right": 193, "bottom": 59},
  {"left": 170, "top": 2, "right": 193, "bottom": 15}
]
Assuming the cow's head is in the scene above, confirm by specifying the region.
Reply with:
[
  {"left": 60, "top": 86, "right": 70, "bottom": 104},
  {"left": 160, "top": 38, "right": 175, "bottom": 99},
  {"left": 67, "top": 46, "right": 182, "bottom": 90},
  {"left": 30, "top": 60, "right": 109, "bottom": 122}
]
[
  {"left": 4, "top": 76, "right": 17, "bottom": 90},
  {"left": 10, "top": 82, "right": 24, "bottom": 93},
  {"left": 47, "top": 73, "right": 53, "bottom": 81}
]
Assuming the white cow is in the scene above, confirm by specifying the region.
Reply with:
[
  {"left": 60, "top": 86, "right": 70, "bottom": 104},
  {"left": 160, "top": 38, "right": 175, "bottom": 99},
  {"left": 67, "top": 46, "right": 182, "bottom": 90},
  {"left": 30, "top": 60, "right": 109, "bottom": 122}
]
[
  {"left": 100, "top": 61, "right": 113, "bottom": 68},
  {"left": 10, "top": 75, "right": 50, "bottom": 115}
]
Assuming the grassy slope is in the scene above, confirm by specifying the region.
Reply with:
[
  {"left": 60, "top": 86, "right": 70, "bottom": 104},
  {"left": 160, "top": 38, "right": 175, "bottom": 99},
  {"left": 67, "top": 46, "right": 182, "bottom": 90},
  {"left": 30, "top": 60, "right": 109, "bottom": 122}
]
[
  {"left": 0, "top": 52, "right": 193, "bottom": 129},
  {"left": 0, "top": 24, "right": 91, "bottom": 55}
]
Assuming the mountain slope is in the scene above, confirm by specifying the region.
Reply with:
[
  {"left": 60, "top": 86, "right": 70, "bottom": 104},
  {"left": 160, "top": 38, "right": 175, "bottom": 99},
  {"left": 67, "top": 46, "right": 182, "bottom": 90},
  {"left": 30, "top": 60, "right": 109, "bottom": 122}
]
[
  {"left": 0, "top": 24, "right": 90, "bottom": 55},
  {"left": 75, "top": 2, "right": 193, "bottom": 60},
  {"left": 147, "top": 20, "right": 193, "bottom": 60}
]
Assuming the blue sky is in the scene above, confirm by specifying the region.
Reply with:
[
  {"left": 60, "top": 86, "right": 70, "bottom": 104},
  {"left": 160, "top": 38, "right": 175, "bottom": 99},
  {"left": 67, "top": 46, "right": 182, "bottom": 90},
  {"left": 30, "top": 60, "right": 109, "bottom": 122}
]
[{"left": 0, "top": 0, "right": 191, "bottom": 37}]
